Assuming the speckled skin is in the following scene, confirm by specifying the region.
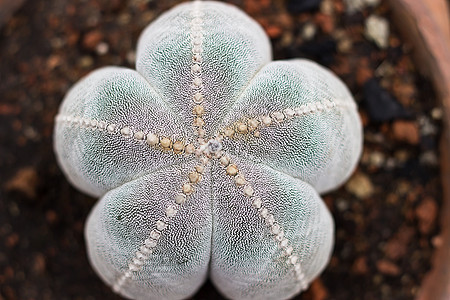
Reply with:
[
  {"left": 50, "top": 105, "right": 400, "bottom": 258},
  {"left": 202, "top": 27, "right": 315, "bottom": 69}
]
[{"left": 53, "top": 1, "right": 362, "bottom": 299}]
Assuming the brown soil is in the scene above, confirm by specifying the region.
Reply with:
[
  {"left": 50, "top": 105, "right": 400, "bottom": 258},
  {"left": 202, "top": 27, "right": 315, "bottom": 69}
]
[{"left": 0, "top": 0, "right": 442, "bottom": 299}]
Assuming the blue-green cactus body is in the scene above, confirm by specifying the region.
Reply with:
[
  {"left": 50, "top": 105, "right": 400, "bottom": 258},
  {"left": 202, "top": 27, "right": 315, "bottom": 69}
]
[
  {"left": 86, "top": 161, "right": 212, "bottom": 299},
  {"left": 210, "top": 159, "right": 333, "bottom": 299},
  {"left": 54, "top": 1, "right": 362, "bottom": 299}
]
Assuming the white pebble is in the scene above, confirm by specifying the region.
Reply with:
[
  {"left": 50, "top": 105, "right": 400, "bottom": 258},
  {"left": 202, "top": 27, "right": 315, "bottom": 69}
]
[{"left": 365, "top": 15, "right": 389, "bottom": 49}]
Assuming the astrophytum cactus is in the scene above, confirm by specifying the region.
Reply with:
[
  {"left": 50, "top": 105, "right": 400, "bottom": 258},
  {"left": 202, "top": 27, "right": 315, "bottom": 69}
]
[{"left": 54, "top": 1, "right": 362, "bottom": 299}]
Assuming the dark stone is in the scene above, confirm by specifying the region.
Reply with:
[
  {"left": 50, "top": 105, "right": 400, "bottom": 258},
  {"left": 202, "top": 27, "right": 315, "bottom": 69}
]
[
  {"left": 298, "top": 38, "right": 336, "bottom": 66},
  {"left": 421, "top": 135, "right": 437, "bottom": 151},
  {"left": 395, "top": 158, "right": 430, "bottom": 183},
  {"left": 363, "top": 78, "right": 413, "bottom": 122},
  {"left": 287, "top": 0, "right": 323, "bottom": 13}
]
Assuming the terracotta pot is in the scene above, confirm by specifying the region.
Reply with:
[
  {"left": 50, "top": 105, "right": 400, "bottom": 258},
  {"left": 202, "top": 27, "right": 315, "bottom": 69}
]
[{"left": 388, "top": 1, "right": 450, "bottom": 299}]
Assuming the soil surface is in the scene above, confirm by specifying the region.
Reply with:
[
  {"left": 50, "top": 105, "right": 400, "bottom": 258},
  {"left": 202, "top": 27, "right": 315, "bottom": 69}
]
[{"left": 0, "top": 0, "right": 442, "bottom": 299}]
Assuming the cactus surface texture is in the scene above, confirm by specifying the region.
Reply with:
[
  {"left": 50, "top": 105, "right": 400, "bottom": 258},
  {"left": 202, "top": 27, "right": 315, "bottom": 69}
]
[{"left": 54, "top": 1, "right": 362, "bottom": 299}]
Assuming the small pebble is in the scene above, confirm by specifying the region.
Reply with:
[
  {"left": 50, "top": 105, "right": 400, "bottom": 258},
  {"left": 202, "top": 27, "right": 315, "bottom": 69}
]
[
  {"left": 302, "top": 22, "right": 317, "bottom": 41},
  {"left": 415, "top": 197, "right": 438, "bottom": 234},
  {"left": 337, "top": 38, "right": 352, "bottom": 53},
  {"left": 287, "top": 0, "right": 322, "bottom": 13},
  {"left": 376, "top": 259, "right": 400, "bottom": 276},
  {"left": 365, "top": 15, "right": 389, "bottom": 49},
  {"left": 344, "top": 0, "right": 381, "bottom": 13},
  {"left": 345, "top": 172, "right": 374, "bottom": 199},
  {"left": 419, "top": 116, "right": 438, "bottom": 136},
  {"left": 336, "top": 198, "right": 349, "bottom": 211},
  {"left": 431, "top": 107, "right": 443, "bottom": 120},
  {"left": 392, "top": 121, "right": 419, "bottom": 145},
  {"left": 320, "top": 0, "right": 334, "bottom": 15},
  {"left": 420, "top": 151, "right": 438, "bottom": 166},
  {"left": 363, "top": 78, "right": 411, "bottom": 122},
  {"left": 126, "top": 51, "right": 136, "bottom": 64},
  {"left": 4, "top": 167, "right": 38, "bottom": 199},
  {"left": 96, "top": 42, "right": 109, "bottom": 55},
  {"left": 78, "top": 56, "right": 93, "bottom": 68},
  {"left": 352, "top": 256, "right": 369, "bottom": 274},
  {"left": 82, "top": 30, "right": 103, "bottom": 50},
  {"left": 368, "top": 151, "right": 385, "bottom": 168}
]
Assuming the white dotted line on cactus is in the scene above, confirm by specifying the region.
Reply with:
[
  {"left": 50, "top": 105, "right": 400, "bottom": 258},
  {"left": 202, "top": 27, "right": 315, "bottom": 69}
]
[
  {"left": 190, "top": 1, "right": 206, "bottom": 143},
  {"left": 55, "top": 114, "right": 196, "bottom": 155},
  {"left": 220, "top": 99, "right": 356, "bottom": 139},
  {"left": 217, "top": 151, "right": 309, "bottom": 291},
  {"left": 113, "top": 158, "right": 209, "bottom": 293}
]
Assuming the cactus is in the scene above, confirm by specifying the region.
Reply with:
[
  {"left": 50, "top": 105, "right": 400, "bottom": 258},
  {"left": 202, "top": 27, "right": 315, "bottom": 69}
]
[{"left": 53, "top": 1, "right": 362, "bottom": 299}]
